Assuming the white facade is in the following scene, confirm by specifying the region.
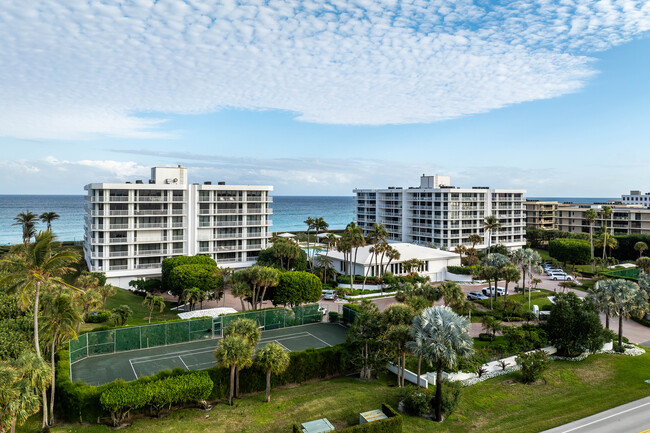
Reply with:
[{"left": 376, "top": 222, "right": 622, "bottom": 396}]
[
  {"left": 83, "top": 166, "right": 273, "bottom": 287},
  {"left": 323, "top": 242, "right": 461, "bottom": 282},
  {"left": 354, "top": 175, "right": 526, "bottom": 251},
  {"left": 622, "top": 190, "right": 650, "bottom": 208}
]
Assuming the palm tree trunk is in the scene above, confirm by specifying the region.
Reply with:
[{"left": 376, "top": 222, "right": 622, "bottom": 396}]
[
  {"left": 401, "top": 352, "right": 406, "bottom": 387},
  {"left": 42, "top": 389, "right": 49, "bottom": 429},
  {"left": 266, "top": 369, "right": 271, "bottom": 403},
  {"left": 10, "top": 418, "right": 16, "bottom": 433},
  {"left": 417, "top": 354, "right": 422, "bottom": 388},
  {"left": 235, "top": 367, "right": 240, "bottom": 397},
  {"left": 435, "top": 361, "right": 443, "bottom": 422},
  {"left": 50, "top": 329, "right": 59, "bottom": 425},
  {"left": 521, "top": 266, "right": 526, "bottom": 292},
  {"left": 34, "top": 282, "right": 42, "bottom": 358},
  {"left": 605, "top": 312, "right": 610, "bottom": 330},
  {"left": 590, "top": 224, "right": 594, "bottom": 273},
  {"left": 618, "top": 316, "right": 623, "bottom": 352},
  {"left": 229, "top": 365, "right": 235, "bottom": 406},
  {"left": 396, "top": 354, "right": 402, "bottom": 387}
]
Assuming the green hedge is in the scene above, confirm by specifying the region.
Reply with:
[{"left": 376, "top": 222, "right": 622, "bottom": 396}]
[
  {"left": 292, "top": 404, "right": 401, "bottom": 433},
  {"left": 549, "top": 238, "right": 591, "bottom": 265},
  {"left": 161, "top": 255, "right": 217, "bottom": 291},
  {"left": 447, "top": 266, "right": 473, "bottom": 275},
  {"left": 56, "top": 345, "right": 350, "bottom": 423}
]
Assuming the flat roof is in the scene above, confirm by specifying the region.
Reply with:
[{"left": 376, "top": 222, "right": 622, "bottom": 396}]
[{"left": 324, "top": 242, "right": 459, "bottom": 265}]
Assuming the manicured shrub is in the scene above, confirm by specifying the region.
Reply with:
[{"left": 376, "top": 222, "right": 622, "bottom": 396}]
[
  {"left": 100, "top": 381, "right": 153, "bottom": 426},
  {"left": 272, "top": 271, "right": 322, "bottom": 307},
  {"left": 328, "top": 311, "right": 340, "bottom": 323},
  {"left": 168, "top": 264, "right": 223, "bottom": 298},
  {"left": 516, "top": 350, "right": 550, "bottom": 383},
  {"left": 447, "top": 265, "right": 473, "bottom": 275},
  {"left": 85, "top": 311, "right": 111, "bottom": 323},
  {"left": 549, "top": 238, "right": 591, "bottom": 265},
  {"left": 161, "top": 255, "right": 217, "bottom": 291},
  {"left": 437, "top": 380, "right": 462, "bottom": 417},
  {"left": 401, "top": 387, "right": 434, "bottom": 416}
]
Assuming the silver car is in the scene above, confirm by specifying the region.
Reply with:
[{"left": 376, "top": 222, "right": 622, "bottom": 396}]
[{"left": 322, "top": 290, "right": 337, "bottom": 300}]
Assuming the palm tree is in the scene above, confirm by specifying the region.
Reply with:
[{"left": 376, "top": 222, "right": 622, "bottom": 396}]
[
  {"left": 467, "top": 233, "right": 482, "bottom": 251},
  {"left": 406, "top": 325, "right": 427, "bottom": 388},
  {"left": 382, "top": 304, "right": 414, "bottom": 388},
  {"left": 0, "top": 231, "right": 79, "bottom": 362},
  {"left": 73, "top": 288, "right": 101, "bottom": 333},
  {"left": 183, "top": 287, "right": 204, "bottom": 311},
  {"left": 142, "top": 294, "right": 165, "bottom": 323},
  {"left": 213, "top": 335, "right": 254, "bottom": 406},
  {"left": 453, "top": 245, "right": 467, "bottom": 260},
  {"left": 0, "top": 352, "right": 51, "bottom": 433},
  {"left": 482, "top": 253, "right": 510, "bottom": 309},
  {"left": 600, "top": 206, "right": 613, "bottom": 262},
  {"left": 595, "top": 233, "right": 618, "bottom": 269},
  {"left": 44, "top": 294, "right": 82, "bottom": 424},
  {"left": 439, "top": 281, "right": 463, "bottom": 307},
  {"left": 502, "top": 265, "right": 521, "bottom": 301},
  {"left": 368, "top": 223, "right": 388, "bottom": 245},
  {"left": 585, "top": 209, "right": 598, "bottom": 272},
  {"left": 39, "top": 212, "right": 60, "bottom": 231},
  {"left": 257, "top": 267, "right": 280, "bottom": 309},
  {"left": 481, "top": 315, "right": 502, "bottom": 341},
  {"left": 635, "top": 242, "right": 648, "bottom": 258},
  {"left": 304, "top": 217, "right": 316, "bottom": 270},
  {"left": 255, "top": 343, "right": 290, "bottom": 402},
  {"left": 609, "top": 280, "right": 648, "bottom": 351},
  {"left": 316, "top": 255, "right": 333, "bottom": 283},
  {"left": 97, "top": 284, "right": 116, "bottom": 309},
  {"left": 590, "top": 280, "right": 615, "bottom": 329},
  {"left": 346, "top": 223, "right": 366, "bottom": 290},
  {"left": 13, "top": 211, "right": 39, "bottom": 245},
  {"left": 512, "top": 248, "right": 541, "bottom": 291},
  {"left": 313, "top": 217, "right": 329, "bottom": 252},
  {"left": 482, "top": 216, "right": 502, "bottom": 254},
  {"left": 417, "top": 306, "right": 474, "bottom": 421},
  {"left": 224, "top": 318, "right": 261, "bottom": 398},
  {"left": 384, "top": 246, "right": 401, "bottom": 278}
]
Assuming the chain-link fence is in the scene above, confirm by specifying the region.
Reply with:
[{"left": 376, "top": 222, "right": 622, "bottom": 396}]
[
  {"left": 341, "top": 305, "right": 359, "bottom": 326},
  {"left": 69, "top": 304, "right": 322, "bottom": 364}
]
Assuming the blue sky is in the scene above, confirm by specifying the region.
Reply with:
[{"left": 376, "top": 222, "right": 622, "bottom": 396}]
[{"left": 0, "top": 1, "right": 649, "bottom": 196}]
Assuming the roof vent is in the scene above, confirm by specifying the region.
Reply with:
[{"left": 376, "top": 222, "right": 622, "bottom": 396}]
[
  {"left": 204, "top": 181, "right": 212, "bottom": 185},
  {"left": 126, "top": 181, "right": 131, "bottom": 184},
  {"left": 218, "top": 181, "right": 226, "bottom": 185},
  {"left": 149, "top": 180, "right": 155, "bottom": 184},
  {"left": 135, "top": 180, "right": 143, "bottom": 184}
]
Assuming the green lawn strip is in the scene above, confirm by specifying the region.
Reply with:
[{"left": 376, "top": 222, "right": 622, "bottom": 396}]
[
  {"left": 477, "top": 290, "right": 554, "bottom": 312},
  {"left": 44, "top": 350, "right": 650, "bottom": 433},
  {"left": 81, "top": 288, "right": 178, "bottom": 331}
]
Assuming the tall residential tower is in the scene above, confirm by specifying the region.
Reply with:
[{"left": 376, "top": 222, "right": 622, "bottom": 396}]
[
  {"left": 354, "top": 175, "right": 526, "bottom": 251},
  {"left": 83, "top": 166, "right": 272, "bottom": 287}
]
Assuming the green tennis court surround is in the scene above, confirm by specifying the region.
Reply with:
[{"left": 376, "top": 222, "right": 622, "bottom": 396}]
[
  {"left": 69, "top": 311, "right": 346, "bottom": 386},
  {"left": 70, "top": 304, "right": 322, "bottom": 363}
]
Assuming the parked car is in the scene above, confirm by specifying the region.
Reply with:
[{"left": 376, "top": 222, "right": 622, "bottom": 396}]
[
  {"left": 482, "top": 287, "right": 506, "bottom": 297},
  {"left": 322, "top": 290, "right": 337, "bottom": 300},
  {"left": 545, "top": 268, "right": 563, "bottom": 276},
  {"left": 550, "top": 273, "right": 573, "bottom": 281},
  {"left": 467, "top": 291, "right": 489, "bottom": 301}
]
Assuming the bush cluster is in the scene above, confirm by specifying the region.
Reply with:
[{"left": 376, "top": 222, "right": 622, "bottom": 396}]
[
  {"left": 85, "top": 311, "right": 111, "bottom": 323},
  {"left": 549, "top": 238, "right": 591, "bottom": 265},
  {"left": 516, "top": 350, "right": 550, "bottom": 383},
  {"left": 400, "top": 381, "right": 461, "bottom": 418},
  {"left": 446, "top": 265, "right": 473, "bottom": 275},
  {"left": 100, "top": 371, "right": 213, "bottom": 425}
]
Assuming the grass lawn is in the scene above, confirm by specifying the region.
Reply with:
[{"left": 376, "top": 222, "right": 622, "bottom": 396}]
[
  {"left": 39, "top": 349, "right": 650, "bottom": 433},
  {"left": 81, "top": 288, "right": 178, "bottom": 332},
  {"left": 477, "top": 289, "right": 554, "bottom": 312}
]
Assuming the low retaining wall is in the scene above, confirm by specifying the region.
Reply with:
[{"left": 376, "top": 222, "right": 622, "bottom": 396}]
[
  {"left": 445, "top": 271, "right": 474, "bottom": 283},
  {"left": 386, "top": 364, "right": 428, "bottom": 387}
]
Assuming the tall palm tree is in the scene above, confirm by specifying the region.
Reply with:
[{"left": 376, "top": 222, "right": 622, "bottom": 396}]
[
  {"left": 406, "top": 325, "right": 427, "bottom": 388},
  {"left": 482, "top": 253, "right": 510, "bottom": 309},
  {"left": 39, "top": 212, "right": 60, "bottom": 231},
  {"left": 585, "top": 209, "right": 598, "bottom": 272},
  {"left": 223, "top": 318, "right": 260, "bottom": 398},
  {"left": 255, "top": 342, "right": 290, "bottom": 402},
  {"left": 97, "top": 284, "right": 116, "bottom": 309},
  {"left": 43, "top": 294, "right": 82, "bottom": 424},
  {"left": 313, "top": 217, "right": 329, "bottom": 260},
  {"left": 595, "top": 233, "right": 618, "bottom": 269},
  {"left": 417, "top": 306, "right": 473, "bottom": 421},
  {"left": 304, "top": 217, "right": 316, "bottom": 270},
  {"left": 346, "top": 223, "right": 366, "bottom": 290},
  {"left": 467, "top": 233, "right": 482, "bottom": 250},
  {"left": 600, "top": 206, "right": 613, "bottom": 262},
  {"left": 482, "top": 215, "right": 502, "bottom": 254},
  {"left": 511, "top": 248, "right": 541, "bottom": 291},
  {"left": 13, "top": 211, "right": 39, "bottom": 245},
  {"left": 368, "top": 223, "right": 388, "bottom": 245},
  {"left": 590, "top": 280, "right": 615, "bottom": 329},
  {"left": 384, "top": 246, "right": 401, "bottom": 278},
  {"left": 213, "top": 335, "right": 254, "bottom": 406},
  {"left": 609, "top": 279, "right": 648, "bottom": 351},
  {"left": 502, "top": 265, "right": 521, "bottom": 302}
]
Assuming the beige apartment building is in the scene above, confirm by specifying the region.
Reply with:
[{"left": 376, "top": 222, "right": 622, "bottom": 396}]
[{"left": 525, "top": 200, "right": 650, "bottom": 235}]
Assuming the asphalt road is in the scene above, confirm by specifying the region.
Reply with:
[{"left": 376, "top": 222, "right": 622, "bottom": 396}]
[{"left": 541, "top": 396, "right": 650, "bottom": 433}]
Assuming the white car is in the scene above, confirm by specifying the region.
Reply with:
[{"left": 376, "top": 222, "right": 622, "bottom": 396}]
[
  {"left": 545, "top": 268, "right": 563, "bottom": 276},
  {"left": 322, "top": 290, "right": 337, "bottom": 300},
  {"left": 482, "top": 287, "right": 506, "bottom": 297},
  {"left": 550, "top": 273, "right": 573, "bottom": 281}
]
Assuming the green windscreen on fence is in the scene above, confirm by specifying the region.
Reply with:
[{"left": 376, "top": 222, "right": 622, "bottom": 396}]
[
  {"left": 602, "top": 267, "right": 641, "bottom": 280},
  {"left": 341, "top": 305, "right": 358, "bottom": 326},
  {"left": 69, "top": 304, "right": 322, "bottom": 364}
]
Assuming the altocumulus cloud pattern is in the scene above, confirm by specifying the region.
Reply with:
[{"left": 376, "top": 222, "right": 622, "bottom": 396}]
[{"left": 1, "top": 0, "right": 649, "bottom": 138}]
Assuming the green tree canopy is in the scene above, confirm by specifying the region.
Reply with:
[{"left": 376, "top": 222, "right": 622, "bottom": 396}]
[
  {"left": 271, "top": 271, "right": 322, "bottom": 307},
  {"left": 549, "top": 238, "right": 591, "bottom": 265},
  {"left": 546, "top": 292, "right": 605, "bottom": 357},
  {"left": 168, "top": 264, "right": 223, "bottom": 299},
  {"left": 161, "top": 255, "right": 217, "bottom": 291}
]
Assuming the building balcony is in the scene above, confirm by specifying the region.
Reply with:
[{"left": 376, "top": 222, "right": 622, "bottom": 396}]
[
  {"left": 135, "top": 210, "right": 168, "bottom": 216},
  {"left": 137, "top": 249, "right": 164, "bottom": 256},
  {"left": 109, "top": 210, "right": 129, "bottom": 216},
  {"left": 108, "top": 237, "right": 132, "bottom": 244},
  {"left": 135, "top": 263, "right": 161, "bottom": 270},
  {"left": 136, "top": 196, "right": 166, "bottom": 202},
  {"left": 108, "top": 265, "right": 129, "bottom": 271},
  {"left": 109, "top": 196, "right": 129, "bottom": 202},
  {"left": 171, "top": 248, "right": 184, "bottom": 254},
  {"left": 137, "top": 223, "right": 168, "bottom": 229}
]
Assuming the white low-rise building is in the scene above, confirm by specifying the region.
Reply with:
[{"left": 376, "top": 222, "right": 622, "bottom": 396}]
[
  {"left": 322, "top": 242, "right": 461, "bottom": 282},
  {"left": 83, "top": 166, "right": 273, "bottom": 287}
]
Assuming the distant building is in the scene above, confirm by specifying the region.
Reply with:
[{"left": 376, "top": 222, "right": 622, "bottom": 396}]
[
  {"left": 84, "top": 166, "right": 272, "bottom": 287},
  {"left": 323, "top": 242, "right": 461, "bottom": 282},
  {"left": 622, "top": 190, "right": 650, "bottom": 208},
  {"left": 525, "top": 200, "right": 558, "bottom": 230},
  {"left": 354, "top": 175, "right": 526, "bottom": 251}
]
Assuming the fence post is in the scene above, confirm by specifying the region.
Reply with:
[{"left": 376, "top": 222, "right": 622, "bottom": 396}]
[
  {"left": 139, "top": 327, "right": 142, "bottom": 349},
  {"left": 165, "top": 324, "right": 168, "bottom": 345}
]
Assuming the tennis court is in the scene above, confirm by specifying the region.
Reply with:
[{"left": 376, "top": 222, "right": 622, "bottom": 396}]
[{"left": 71, "top": 322, "right": 347, "bottom": 386}]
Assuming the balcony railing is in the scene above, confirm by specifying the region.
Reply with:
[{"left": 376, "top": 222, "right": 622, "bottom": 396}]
[
  {"left": 109, "top": 238, "right": 131, "bottom": 243},
  {"left": 135, "top": 263, "right": 160, "bottom": 270},
  {"left": 108, "top": 265, "right": 128, "bottom": 271},
  {"left": 109, "top": 251, "right": 129, "bottom": 257},
  {"left": 109, "top": 224, "right": 129, "bottom": 230},
  {"left": 109, "top": 210, "right": 129, "bottom": 216},
  {"left": 138, "top": 223, "right": 168, "bottom": 229},
  {"left": 109, "top": 196, "right": 129, "bottom": 202},
  {"left": 135, "top": 210, "right": 167, "bottom": 216},
  {"left": 137, "top": 250, "right": 164, "bottom": 256},
  {"left": 171, "top": 248, "right": 184, "bottom": 254},
  {"left": 136, "top": 196, "right": 165, "bottom": 202}
]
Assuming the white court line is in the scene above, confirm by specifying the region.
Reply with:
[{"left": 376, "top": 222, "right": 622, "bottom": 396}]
[
  {"left": 130, "top": 344, "right": 219, "bottom": 363},
  {"left": 558, "top": 401, "right": 650, "bottom": 432},
  {"left": 178, "top": 355, "right": 190, "bottom": 371},
  {"left": 307, "top": 332, "right": 332, "bottom": 347},
  {"left": 129, "top": 359, "right": 138, "bottom": 380},
  {"left": 274, "top": 340, "right": 290, "bottom": 351}
]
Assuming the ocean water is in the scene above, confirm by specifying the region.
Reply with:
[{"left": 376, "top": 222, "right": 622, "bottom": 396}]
[
  {"left": 0, "top": 195, "right": 355, "bottom": 245},
  {"left": 528, "top": 197, "right": 617, "bottom": 204}
]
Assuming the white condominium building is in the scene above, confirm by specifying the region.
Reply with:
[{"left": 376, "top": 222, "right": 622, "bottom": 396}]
[
  {"left": 84, "top": 166, "right": 273, "bottom": 287},
  {"left": 354, "top": 175, "right": 526, "bottom": 251},
  {"left": 622, "top": 190, "right": 650, "bottom": 208}
]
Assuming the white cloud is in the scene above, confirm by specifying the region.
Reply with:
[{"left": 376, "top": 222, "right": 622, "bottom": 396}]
[{"left": 0, "top": 0, "right": 649, "bottom": 138}]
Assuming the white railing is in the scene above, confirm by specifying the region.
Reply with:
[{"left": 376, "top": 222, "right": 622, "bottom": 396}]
[
  {"left": 90, "top": 197, "right": 106, "bottom": 202},
  {"left": 137, "top": 250, "right": 164, "bottom": 256},
  {"left": 91, "top": 211, "right": 106, "bottom": 216},
  {"left": 216, "top": 221, "right": 242, "bottom": 227},
  {"left": 199, "top": 247, "right": 211, "bottom": 252},
  {"left": 135, "top": 210, "right": 167, "bottom": 216},
  {"left": 109, "top": 210, "right": 129, "bottom": 216},
  {"left": 109, "top": 196, "right": 129, "bottom": 202},
  {"left": 136, "top": 263, "right": 160, "bottom": 270},
  {"left": 109, "top": 265, "right": 128, "bottom": 271},
  {"left": 138, "top": 223, "right": 167, "bottom": 229},
  {"left": 109, "top": 251, "right": 129, "bottom": 257},
  {"left": 172, "top": 222, "right": 184, "bottom": 228},
  {"left": 217, "top": 258, "right": 242, "bottom": 264},
  {"left": 109, "top": 224, "right": 129, "bottom": 230},
  {"left": 172, "top": 196, "right": 184, "bottom": 201},
  {"left": 199, "top": 209, "right": 211, "bottom": 215},
  {"left": 109, "top": 238, "right": 131, "bottom": 243},
  {"left": 91, "top": 225, "right": 104, "bottom": 230},
  {"left": 136, "top": 196, "right": 165, "bottom": 202},
  {"left": 215, "top": 245, "right": 238, "bottom": 251},
  {"left": 171, "top": 235, "right": 185, "bottom": 241},
  {"left": 171, "top": 248, "right": 184, "bottom": 254},
  {"left": 171, "top": 209, "right": 184, "bottom": 214},
  {"left": 215, "top": 209, "right": 243, "bottom": 214},
  {"left": 216, "top": 196, "right": 243, "bottom": 202}
]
